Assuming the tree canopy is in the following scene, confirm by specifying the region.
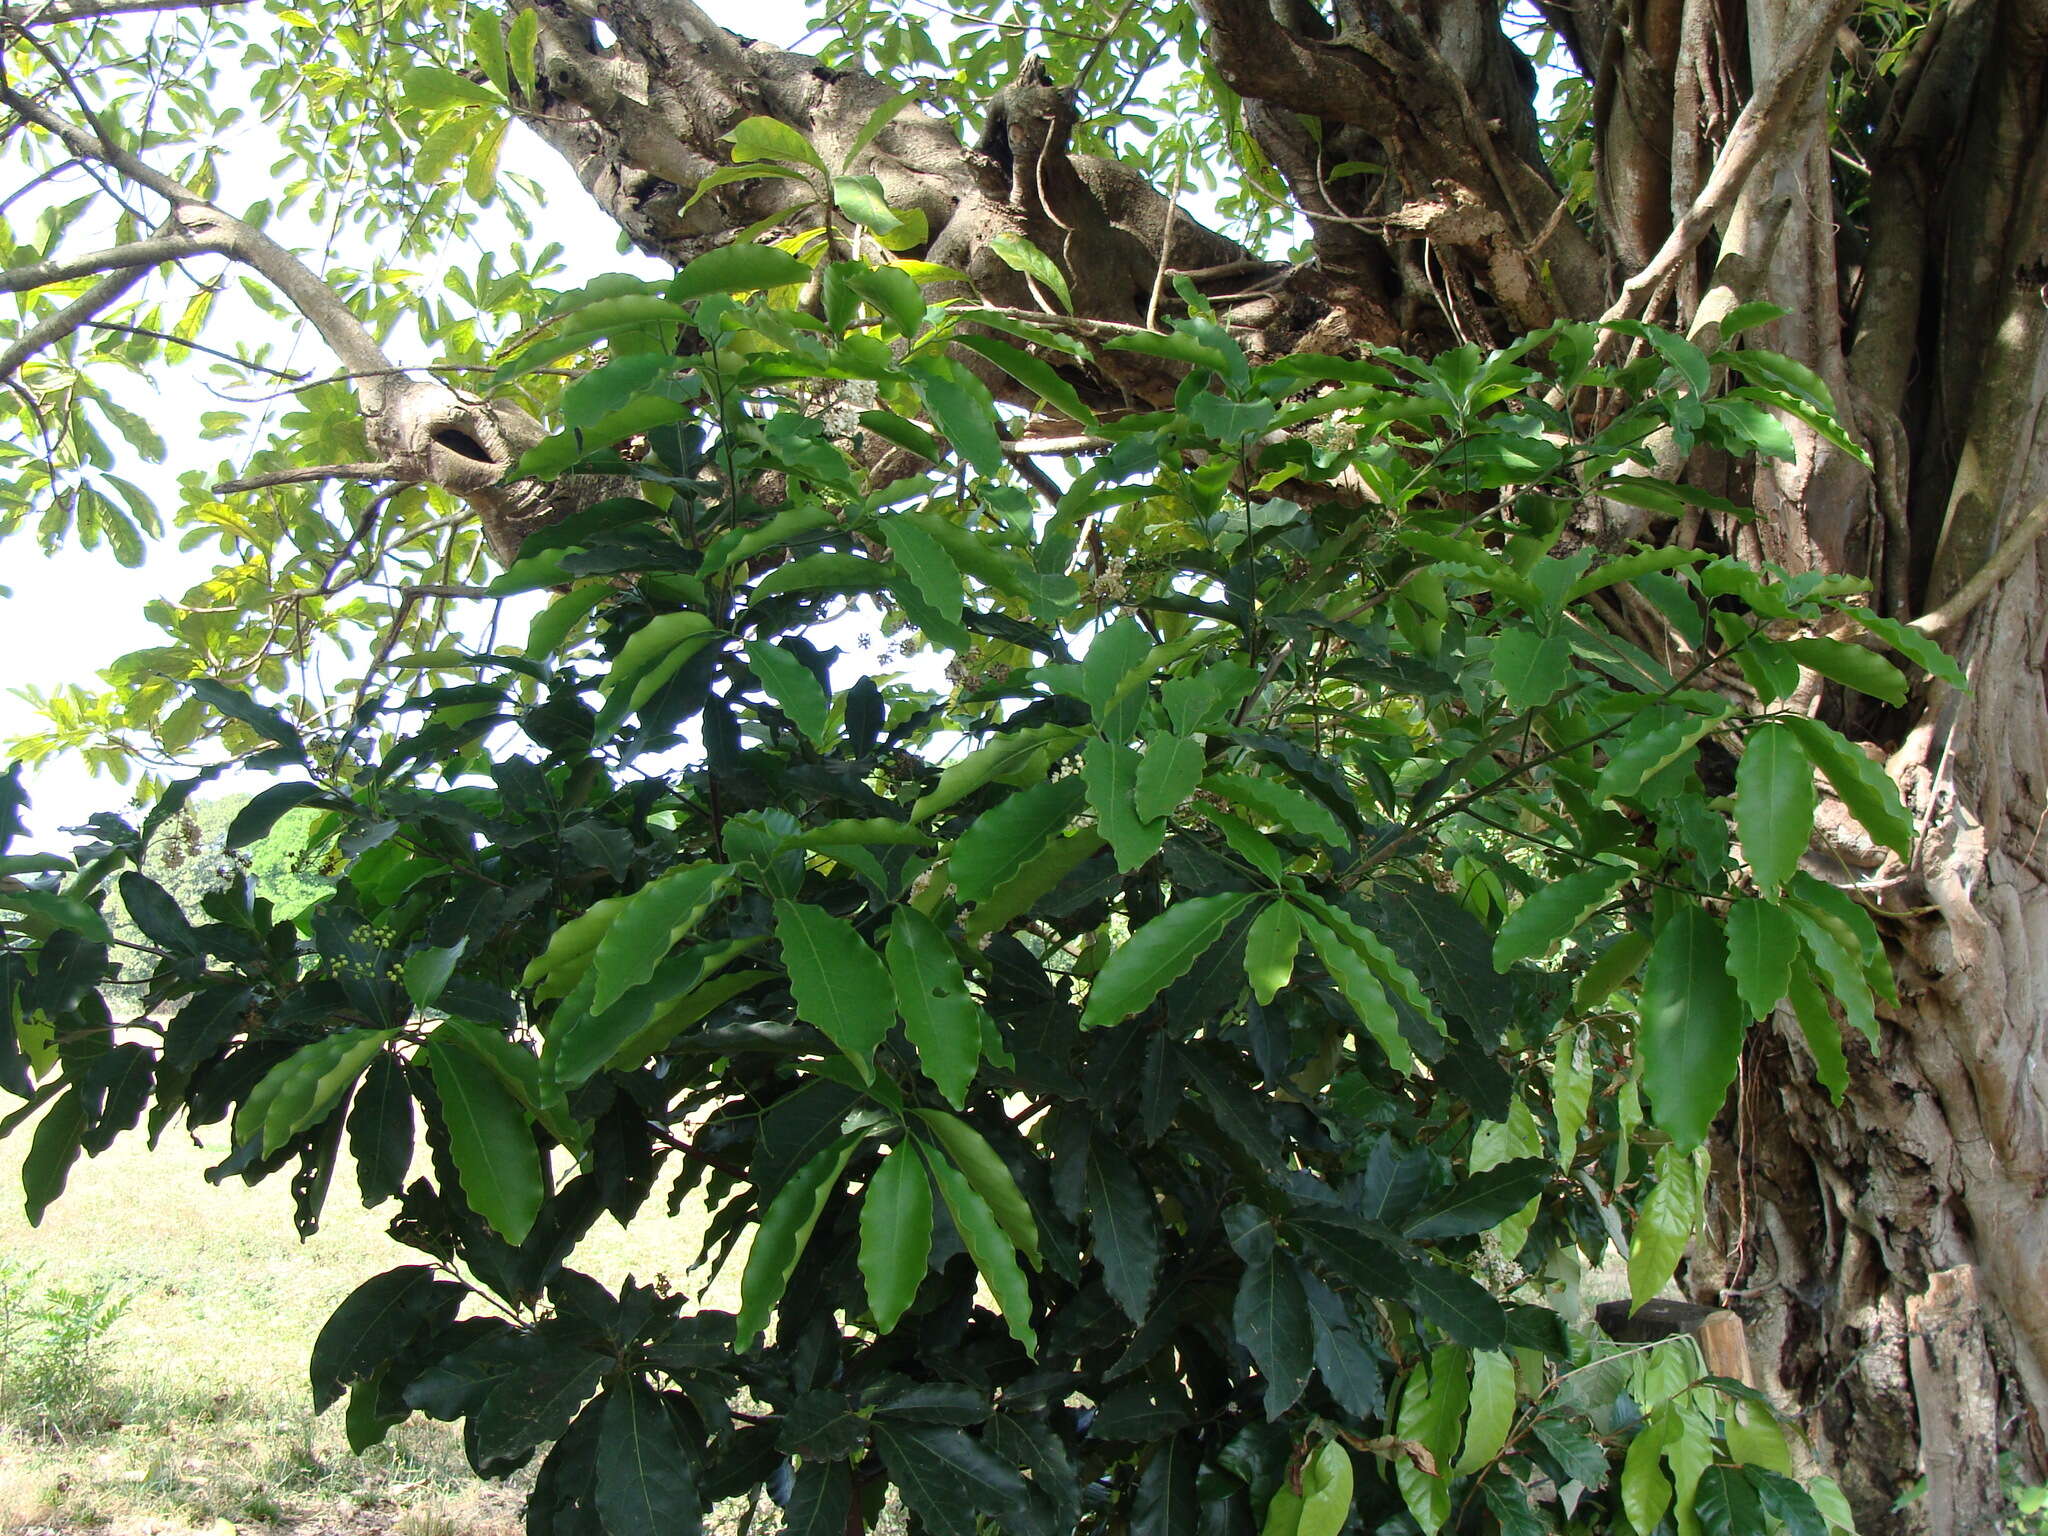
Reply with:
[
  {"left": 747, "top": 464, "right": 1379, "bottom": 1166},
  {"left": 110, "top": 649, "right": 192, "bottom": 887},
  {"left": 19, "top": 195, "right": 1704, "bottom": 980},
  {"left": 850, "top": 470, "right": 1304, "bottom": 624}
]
[{"left": 5, "top": 1, "right": 2046, "bottom": 1533}]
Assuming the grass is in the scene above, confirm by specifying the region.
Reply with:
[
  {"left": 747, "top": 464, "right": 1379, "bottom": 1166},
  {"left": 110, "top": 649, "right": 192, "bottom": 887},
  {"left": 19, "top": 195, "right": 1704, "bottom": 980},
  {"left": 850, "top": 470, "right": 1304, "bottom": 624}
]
[{"left": 0, "top": 1118, "right": 752, "bottom": 1535}]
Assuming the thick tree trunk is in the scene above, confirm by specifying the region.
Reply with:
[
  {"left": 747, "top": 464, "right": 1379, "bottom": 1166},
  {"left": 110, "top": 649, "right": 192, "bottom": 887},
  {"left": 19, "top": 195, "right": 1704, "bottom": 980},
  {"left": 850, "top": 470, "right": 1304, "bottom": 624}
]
[{"left": 510, "top": 0, "right": 2048, "bottom": 1523}]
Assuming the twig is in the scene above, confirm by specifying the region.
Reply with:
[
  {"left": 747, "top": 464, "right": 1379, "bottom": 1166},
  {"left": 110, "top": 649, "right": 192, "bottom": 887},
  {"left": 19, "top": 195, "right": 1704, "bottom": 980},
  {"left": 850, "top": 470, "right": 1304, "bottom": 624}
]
[
  {"left": 2, "top": 0, "right": 245, "bottom": 25},
  {"left": 215, "top": 461, "right": 398, "bottom": 494},
  {"left": 85, "top": 319, "right": 307, "bottom": 379},
  {"left": 0, "top": 253, "right": 154, "bottom": 382}
]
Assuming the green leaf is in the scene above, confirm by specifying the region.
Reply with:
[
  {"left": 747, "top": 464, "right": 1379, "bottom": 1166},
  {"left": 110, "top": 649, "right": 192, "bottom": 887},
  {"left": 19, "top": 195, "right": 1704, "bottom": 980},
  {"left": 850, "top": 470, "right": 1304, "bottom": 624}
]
[
  {"left": 1134, "top": 731, "right": 1206, "bottom": 823},
  {"left": 1243, "top": 900, "right": 1301, "bottom": 1006},
  {"left": 507, "top": 7, "right": 538, "bottom": 96},
  {"left": 21, "top": 1086, "right": 85, "bottom": 1225},
  {"left": 1628, "top": 1143, "right": 1703, "bottom": 1310},
  {"left": 346, "top": 1054, "right": 413, "bottom": 1207},
  {"left": 237, "top": 1028, "right": 393, "bottom": 1156},
  {"left": 1847, "top": 609, "right": 1968, "bottom": 688},
  {"left": 0, "top": 887, "right": 112, "bottom": 944},
  {"left": 1749, "top": 1466, "right": 1831, "bottom": 1536},
  {"left": 1081, "top": 892, "right": 1257, "bottom": 1028},
  {"left": 1640, "top": 909, "right": 1746, "bottom": 1149},
  {"left": 1621, "top": 1412, "right": 1676, "bottom": 1534},
  {"left": 1597, "top": 705, "right": 1725, "bottom": 803},
  {"left": 1299, "top": 910, "right": 1409, "bottom": 1071},
  {"left": 401, "top": 64, "right": 501, "bottom": 109},
  {"left": 596, "top": 1381, "right": 701, "bottom": 1536},
  {"left": 1491, "top": 863, "right": 1630, "bottom": 970},
  {"left": 1789, "top": 907, "right": 1879, "bottom": 1047},
  {"left": 671, "top": 242, "right": 813, "bottom": 302},
  {"left": 1781, "top": 637, "right": 1909, "bottom": 706},
  {"left": 1084, "top": 736, "right": 1164, "bottom": 872},
  {"left": 1786, "top": 962, "right": 1849, "bottom": 1101},
  {"left": 911, "top": 723, "right": 1080, "bottom": 822},
  {"left": 1735, "top": 721, "right": 1814, "bottom": 894},
  {"left": 987, "top": 233, "right": 1072, "bottom": 313},
  {"left": 590, "top": 863, "right": 730, "bottom": 1015},
  {"left": 883, "top": 514, "right": 965, "bottom": 629},
  {"left": 1694, "top": 1464, "right": 1764, "bottom": 1536},
  {"left": 954, "top": 334, "right": 1098, "bottom": 429},
  {"left": 1204, "top": 773, "right": 1347, "bottom": 848},
  {"left": 1078, "top": 616, "right": 1153, "bottom": 735},
  {"left": 912, "top": 360, "right": 1005, "bottom": 477},
  {"left": 1235, "top": 1242, "right": 1313, "bottom": 1419},
  {"left": 951, "top": 776, "right": 1087, "bottom": 904},
  {"left": 1406, "top": 1159, "right": 1547, "bottom": 1240},
  {"left": 859, "top": 1145, "right": 933, "bottom": 1333},
  {"left": 1456, "top": 1350, "right": 1516, "bottom": 1474},
  {"left": 887, "top": 908, "right": 985, "bottom": 1109},
  {"left": 1491, "top": 626, "right": 1571, "bottom": 710},
  {"left": 1778, "top": 716, "right": 1912, "bottom": 859},
  {"left": 921, "top": 1145, "right": 1036, "bottom": 1351},
  {"left": 775, "top": 900, "right": 895, "bottom": 1079},
  {"left": 1084, "top": 1137, "right": 1161, "bottom": 1322},
  {"left": 748, "top": 640, "right": 833, "bottom": 745},
  {"left": 872, "top": 1421, "right": 1032, "bottom": 1536},
  {"left": 1724, "top": 898, "right": 1797, "bottom": 1020},
  {"left": 727, "top": 115, "right": 825, "bottom": 170},
  {"left": 736, "top": 1134, "right": 859, "bottom": 1349},
  {"left": 424, "top": 1028, "right": 541, "bottom": 1243},
  {"left": 402, "top": 940, "right": 466, "bottom": 1007},
  {"left": 224, "top": 781, "right": 330, "bottom": 850},
  {"left": 911, "top": 1108, "right": 1038, "bottom": 1266},
  {"left": 310, "top": 1265, "right": 459, "bottom": 1413}
]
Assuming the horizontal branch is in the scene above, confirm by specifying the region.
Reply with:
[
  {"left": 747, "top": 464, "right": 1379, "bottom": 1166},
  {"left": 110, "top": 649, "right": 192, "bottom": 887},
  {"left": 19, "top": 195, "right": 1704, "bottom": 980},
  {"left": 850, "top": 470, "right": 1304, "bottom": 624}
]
[
  {"left": 1, "top": 0, "right": 245, "bottom": 26},
  {"left": 215, "top": 461, "right": 399, "bottom": 494},
  {"left": 0, "top": 232, "right": 227, "bottom": 294},
  {"left": 1913, "top": 494, "right": 2048, "bottom": 642},
  {"left": 0, "top": 244, "right": 157, "bottom": 382}
]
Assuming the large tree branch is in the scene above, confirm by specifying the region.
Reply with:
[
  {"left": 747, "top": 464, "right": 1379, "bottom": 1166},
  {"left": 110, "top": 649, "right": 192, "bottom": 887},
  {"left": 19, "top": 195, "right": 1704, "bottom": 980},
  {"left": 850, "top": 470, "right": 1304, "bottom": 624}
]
[{"left": 0, "top": 232, "right": 229, "bottom": 294}]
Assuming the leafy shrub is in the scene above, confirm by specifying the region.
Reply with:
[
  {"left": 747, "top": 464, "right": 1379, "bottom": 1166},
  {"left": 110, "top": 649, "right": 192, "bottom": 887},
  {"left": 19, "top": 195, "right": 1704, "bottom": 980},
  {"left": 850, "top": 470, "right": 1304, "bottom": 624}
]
[
  {"left": 0, "top": 259, "right": 1929, "bottom": 1533},
  {"left": 0, "top": 1259, "right": 132, "bottom": 1437}
]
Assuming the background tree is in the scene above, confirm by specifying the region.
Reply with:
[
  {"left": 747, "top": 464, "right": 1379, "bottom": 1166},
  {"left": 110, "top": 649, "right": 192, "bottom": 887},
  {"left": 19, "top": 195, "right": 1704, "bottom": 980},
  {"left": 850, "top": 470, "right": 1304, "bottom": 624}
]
[{"left": 0, "top": 0, "right": 2040, "bottom": 1530}]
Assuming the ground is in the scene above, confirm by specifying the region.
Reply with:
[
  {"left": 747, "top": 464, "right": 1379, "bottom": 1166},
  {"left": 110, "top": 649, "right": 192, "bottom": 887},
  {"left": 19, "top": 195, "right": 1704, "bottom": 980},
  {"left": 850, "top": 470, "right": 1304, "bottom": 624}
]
[{"left": 0, "top": 1124, "right": 749, "bottom": 1536}]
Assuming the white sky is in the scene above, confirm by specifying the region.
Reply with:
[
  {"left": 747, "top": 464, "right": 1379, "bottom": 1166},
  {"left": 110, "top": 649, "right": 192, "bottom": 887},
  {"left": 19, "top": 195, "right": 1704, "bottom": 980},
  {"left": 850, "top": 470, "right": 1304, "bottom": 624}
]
[{"left": 0, "top": 0, "right": 820, "bottom": 842}]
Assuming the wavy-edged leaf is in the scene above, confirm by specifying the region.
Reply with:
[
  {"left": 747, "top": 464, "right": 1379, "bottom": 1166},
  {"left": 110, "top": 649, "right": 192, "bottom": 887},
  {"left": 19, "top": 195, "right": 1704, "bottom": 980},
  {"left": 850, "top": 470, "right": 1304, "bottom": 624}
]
[
  {"left": 424, "top": 1029, "right": 541, "bottom": 1243},
  {"left": 775, "top": 900, "right": 894, "bottom": 1079},
  {"left": 1491, "top": 863, "right": 1631, "bottom": 970},
  {"left": 911, "top": 1108, "right": 1038, "bottom": 1266},
  {"left": 1080, "top": 891, "right": 1256, "bottom": 1028},
  {"left": 921, "top": 1145, "right": 1036, "bottom": 1351},
  {"left": 1734, "top": 721, "right": 1813, "bottom": 894},
  {"left": 951, "top": 776, "right": 1087, "bottom": 905},
  {"left": 1639, "top": 909, "right": 1745, "bottom": 1149},
  {"left": 1778, "top": 715, "right": 1912, "bottom": 859},
  {"left": 859, "top": 1144, "right": 933, "bottom": 1334},
  {"left": 736, "top": 1134, "right": 859, "bottom": 1350},
  {"left": 887, "top": 908, "right": 985, "bottom": 1108},
  {"left": 1724, "top": 898, "right": 1797, "bottom": 1021},
  {"left": 1244, "top": 900, "right": 1301, "bottom": 1006},
  {"left": 591, "top": 863, "right": 729, "bottom": 1015}
]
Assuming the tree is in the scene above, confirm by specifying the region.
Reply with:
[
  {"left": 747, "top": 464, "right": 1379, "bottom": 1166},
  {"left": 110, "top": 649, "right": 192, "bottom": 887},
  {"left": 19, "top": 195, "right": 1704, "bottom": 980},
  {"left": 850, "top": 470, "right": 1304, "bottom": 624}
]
[{"left": 0, "top": 1, "right": 2035, "bottom": 1531}]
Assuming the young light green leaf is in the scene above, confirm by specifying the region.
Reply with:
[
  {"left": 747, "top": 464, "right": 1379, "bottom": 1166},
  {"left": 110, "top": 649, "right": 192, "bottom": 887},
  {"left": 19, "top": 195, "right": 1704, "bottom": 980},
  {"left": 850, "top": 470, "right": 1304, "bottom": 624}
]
[
  {"left": 241, "top": 1029, "right": 394, "bottom": 1156},
  {"left": 1551, "top": 1028, "right": 1593, "bottom": 1156},
  {"left": 1080, "top": 892, "right": 1257, "bottom": 1028},
  {"left": 987, "top": 232, "right": 1072, "bottom": 312},
  {"left": 727, "top": 115, "right": 825, "bottom": 170},
  {"left": 886, "top": 908, "right": 985, "bottom": 1108},
  {"left": 911, "top": 1108, "right": 1038, "bottom": 1266},
  {"left": 736, "top": 1134, "right": 859, "bottom": 1349},
  {"left": 506, "top": 7, "right": 538, "bottom": 96},
  {"left": 1244, "top": 900, "right": 1301, "bottom": 1006},
  {"left": 748, "top": 640, "right": 833, "bottom": 746},
  {"left": 1299, "top": 911, "right": 1410, "bottom": 1071},
  {"left": 1491, "top": 625, "right": 1571, "bottom": 710},
  {"left": 1455, "top": 1350, "right": 1516, "bottom": 1474},
  {"left": 775, "top": 901, "right": 895, "bottom": 1079},
  {"left": 590, "top": 863, "right": 729, "bottom": 1015},
  {"left": 1735, "top": 721, "right": 1814, "bottom": 894},
  {"left": 1724, "top": 897, "right": 1798, "bottom": 1020},
  {"left": 1491, "top": 863, "right": 1631, "bottom": 970},
  {"left": 911, "top": 722, "right": 1080, "bottom": 822},
  {"left": 1203, "top": 772, "right": 1347, "bottom": 848},
  {"left": 921, "top": 1145, "right": 1037, "bottom": 1351},
  {"left": 425, "top": 1028, "right": 541, "bottom": 1244},
  {"left": 951, "top": 776, "right": 1087, "bottom": 904},
  {"left": 1778, "top": 715, "right": 1912, "bottom": 859},
  {"left": 859, "top": 1145, "right": 933, "bottom": 1334},
  {"left": 1621, "top": 1411, "right": 1677, "bottom": 1535},
  {"left": 1639, "top": 909, "right": 1746, "bottom": 1149},
  {"left": 1628, "top": 1143, "right": 1703, "bottom": 1310}
]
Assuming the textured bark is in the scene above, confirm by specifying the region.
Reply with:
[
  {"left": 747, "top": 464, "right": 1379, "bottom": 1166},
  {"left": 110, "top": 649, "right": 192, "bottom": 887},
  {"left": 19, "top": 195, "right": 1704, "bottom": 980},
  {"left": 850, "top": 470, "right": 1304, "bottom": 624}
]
[{"left": 500, "top": 0, "right": 2048, "bottom": 1523}]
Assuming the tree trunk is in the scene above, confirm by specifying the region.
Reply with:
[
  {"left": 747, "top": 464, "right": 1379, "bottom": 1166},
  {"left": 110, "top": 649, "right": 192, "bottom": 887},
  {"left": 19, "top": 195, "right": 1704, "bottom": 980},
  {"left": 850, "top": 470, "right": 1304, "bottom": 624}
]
[{"left": 512, "top": 0, "right": 2048, "bottom": 1522}]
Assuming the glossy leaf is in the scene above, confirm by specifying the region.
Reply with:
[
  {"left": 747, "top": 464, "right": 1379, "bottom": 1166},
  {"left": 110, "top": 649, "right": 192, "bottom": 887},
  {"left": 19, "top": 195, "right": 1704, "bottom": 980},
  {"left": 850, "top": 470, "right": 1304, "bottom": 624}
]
[
  {"left": 1640, "top": 908, "right": 1746, "bottom": 1149},
  {"left": 1081, "top": 892, "right": 1257, "bottom": 1028},
  {"left": 775, "top": 900, "right": 895, "bottom": 1079},
  {"left": 859, "top": 1144, "right": 933, "bottom": 1333},
  {"left": 424, "top": 1029, "right": 542, "bottom": 1244},
  {"left": 736, "top": 1134, "right": 859, "bottom": 1349},
  {"left": 887, "top": 908, "right": 985, "bottom": 1108},
  {"left": 1735, "top": 722, "right": 1814, "bottom": 894}
]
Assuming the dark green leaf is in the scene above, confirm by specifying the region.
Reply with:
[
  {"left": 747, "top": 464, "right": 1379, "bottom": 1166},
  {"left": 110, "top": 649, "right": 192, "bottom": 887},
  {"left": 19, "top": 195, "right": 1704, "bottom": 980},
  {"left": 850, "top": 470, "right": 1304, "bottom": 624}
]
[
  {"left": 1085, "top": 1135, "right": 1161, "bottom": 1322},
  {"left": 310, "top": 1265, "right": 460, "bottom": 1414},
  {"left": 775, "top": 900, "right": 894, "bottom": 1079},
  {"left": 425, "top": 1029, "right": 542, "bottom": 1243},
  {"left": 1640, "top": 908, "right": 1746, "bottom": 1149},
  {"left": 472, "top": 1344, "right": 609, "bottom": 1464},
  {"left": 596, "top": 1381, "right": 701, "bottom": 1536},
  {"left": 1234, "top": 1241, "right": 1313, "bottom": 1419},
  {"left": 1406, "top": 1159, "right": 1547, "bottom": 1240},
  {"left": 1693, "top": 1463, "right": 1764, "bottom": 1536},
  {"left": 1081, "top": 892, "right": 1257, "bottom": 1028},
  {"left": 22, "top": 1086, "right": 85, "bottom": 1226},
  {"left": 872, "top": 1422, "right": 1032, "bottom": 1536}
]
